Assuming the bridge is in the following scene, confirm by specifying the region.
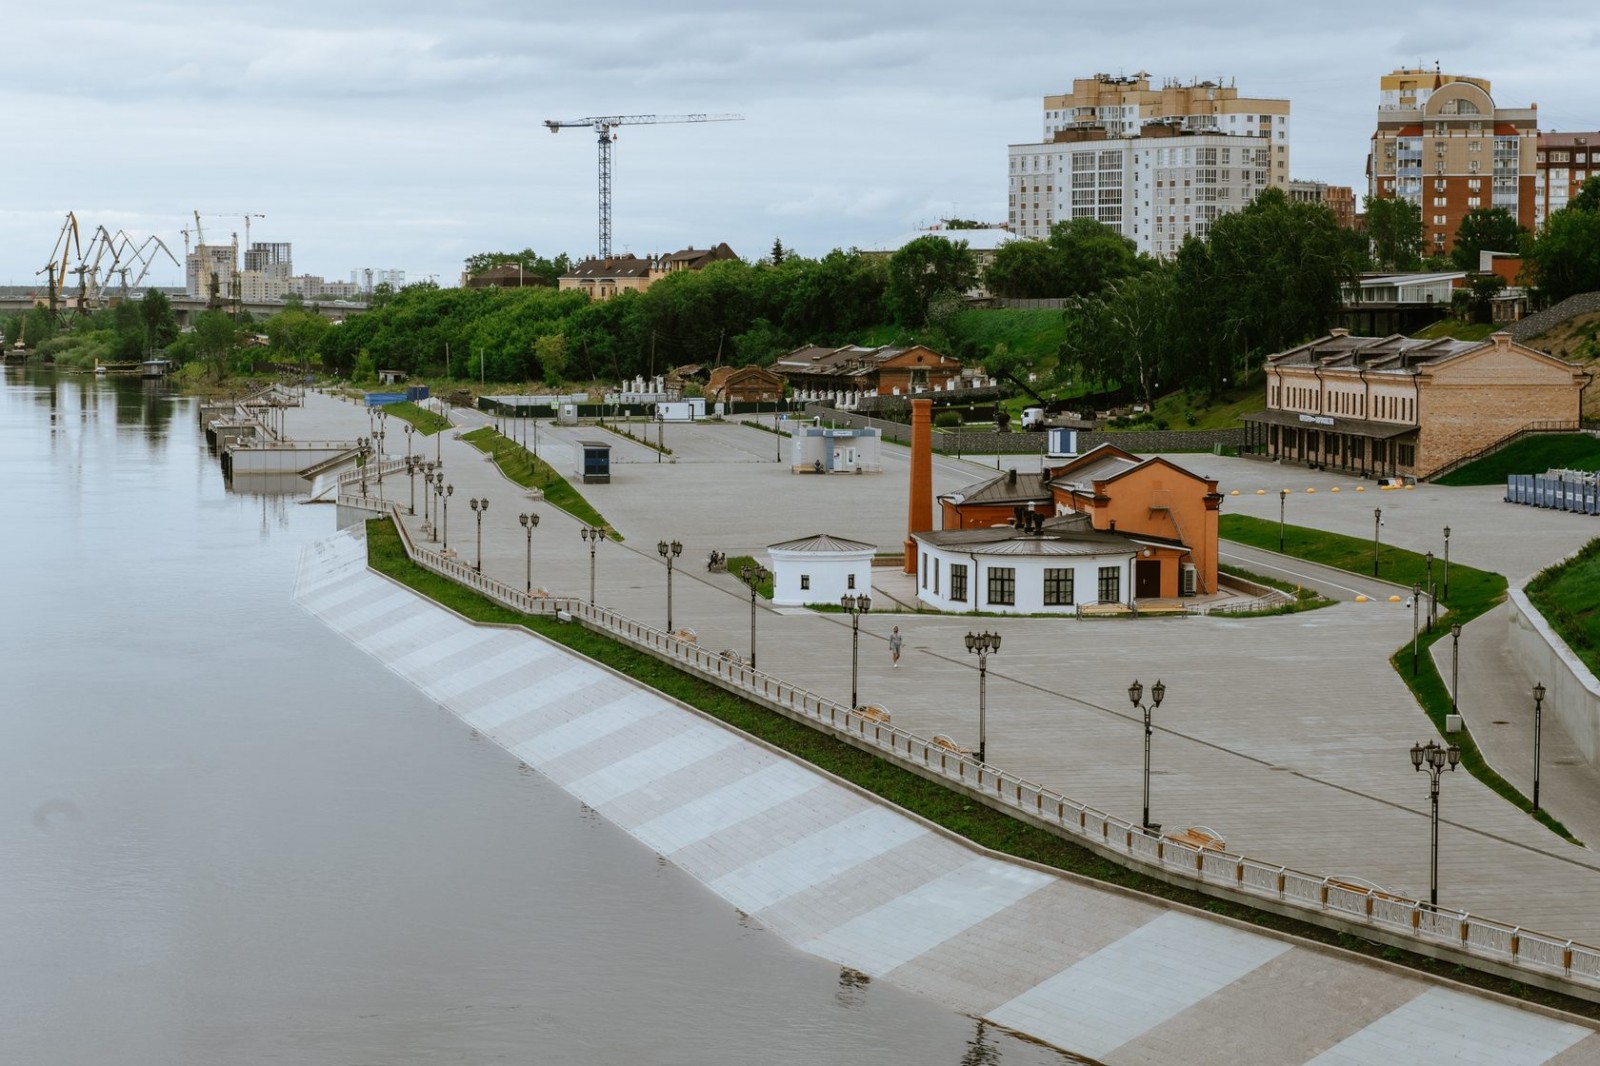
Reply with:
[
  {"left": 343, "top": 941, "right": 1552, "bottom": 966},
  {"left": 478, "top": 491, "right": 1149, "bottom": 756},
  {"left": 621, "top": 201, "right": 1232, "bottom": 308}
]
[{"left": 0, "top": 293, "right": 365, "bottom": 327}]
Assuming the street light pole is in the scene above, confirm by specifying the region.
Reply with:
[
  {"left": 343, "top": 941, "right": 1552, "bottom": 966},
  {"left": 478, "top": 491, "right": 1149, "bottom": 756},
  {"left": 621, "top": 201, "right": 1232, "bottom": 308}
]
[
  {"left": 1450, "top": 624, "right": 1462, "bottom": 719},
  {"left": 1373, "top": 507, "right": 1383, "bottom": 577},
  {"left": 1442, "top": 526, "right": 1452, "bottom": 601},
  {"left": 841, "top": 593, "right": 871, "bottom": 710},
  {"left": 441, "top": 483, "right": 454, "bottom": 554},
  {"left": 1410, "top": 738, "right": 1461, "bottom": 907},
  {"left": 1411, "top": 583, "right": 1422, "bottom": 677},
  {"left": 658, "top": 539, "right": 683, "bottom": 632},
  {"left": 741, "top": 564, "right": 769, "bottom": 668},
  {"left": 1279, "top": 488, "right": 1287, "bottom": 552},
  {"left": 965, "top": 631, "right": 1001, "bottom": 764},
  {"left": 656, "top": 409, "right": 665, "bottom": 463},
  {"left": 519, "top": 512, "right": 540, "bottom": 593},
  {"left": 1128, "top": 679, "right": 1168, "bottom": 832},
  {"left": 580, "top": 526, "right": 604, "bottom": 604},
  {"left": 1425, "top": 551, "right": 1435, "bottom": 632},
  {"left": 469, "top": 496, "right": 488, "bottom": 573},
  {"left": 430, "top": 480, "right": 443, "bottom": 543},
  {"left": 1533, "top": 682, "right": 1546, "bottom": 813}
]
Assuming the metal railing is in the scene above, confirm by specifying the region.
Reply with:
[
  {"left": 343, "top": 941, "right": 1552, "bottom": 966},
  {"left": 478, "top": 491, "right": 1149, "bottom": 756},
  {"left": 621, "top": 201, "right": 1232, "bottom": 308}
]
[
  {"left": 378, "top": 509, "right": 1600, "bottom": 998},
  {"left": 1424, "top": 421, "right": 1582, "bottom": 483}
]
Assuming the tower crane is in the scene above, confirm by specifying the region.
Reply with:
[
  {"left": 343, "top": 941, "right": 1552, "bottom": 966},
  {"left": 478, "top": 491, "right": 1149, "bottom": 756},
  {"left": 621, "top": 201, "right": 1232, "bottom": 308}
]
[
  {"left": 202, "top": 212, "right": 265, "bottom": 250},
  {"left": 543, "top": 113, "right": 743, "bottom": 259}
]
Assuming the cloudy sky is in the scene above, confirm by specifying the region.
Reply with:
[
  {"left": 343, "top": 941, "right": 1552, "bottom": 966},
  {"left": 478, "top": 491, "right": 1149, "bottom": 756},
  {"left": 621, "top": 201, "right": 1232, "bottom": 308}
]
[{"left": 5, "top": 2, "right": 1597, "bottom": 290}]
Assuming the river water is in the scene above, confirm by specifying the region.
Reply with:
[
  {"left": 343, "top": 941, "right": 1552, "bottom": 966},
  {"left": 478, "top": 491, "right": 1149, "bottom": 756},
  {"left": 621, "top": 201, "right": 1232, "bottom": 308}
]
[{"left": 0, "top": 367, "right": 1076, "bottom": 1064}]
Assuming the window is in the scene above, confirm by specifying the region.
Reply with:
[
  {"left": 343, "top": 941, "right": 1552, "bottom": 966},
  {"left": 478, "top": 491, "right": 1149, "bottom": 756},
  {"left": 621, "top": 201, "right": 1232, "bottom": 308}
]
[
  {"left": 800, "top": 574, "right": 810, "bottom": 590},
  {"left": 847, "top": 573, "right": 856, "bottom": 589},
  {"left": 950, "top": 564, "right": 967, "bottom": 603},
  {"left": 921, "top": 553, "right": 928, "bottom": 588},
  {"left": 1097, "top": 566, "right": 1121, "bottom": 604},
  {"left": 933, "top": 558, "right": 940, "bottom": 596},
  {"left": 987, "top": 567, "right": 1016, "bottom": 606},
  {"left": 1043, "top": 568, "right": 1075, "bottom": 606}
]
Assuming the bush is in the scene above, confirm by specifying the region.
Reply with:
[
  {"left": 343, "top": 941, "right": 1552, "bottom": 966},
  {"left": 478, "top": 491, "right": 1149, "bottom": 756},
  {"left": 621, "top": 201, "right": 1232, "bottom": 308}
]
[{"left": 934, "top": 410, "right": 962, "bottom": 428}]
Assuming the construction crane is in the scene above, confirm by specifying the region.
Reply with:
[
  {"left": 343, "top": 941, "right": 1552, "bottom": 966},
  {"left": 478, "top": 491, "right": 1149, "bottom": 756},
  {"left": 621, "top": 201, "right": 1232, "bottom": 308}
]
[
  {"left": 202, "top": 212, "right": 265, "bottom": 250},
  {"left": 35, "top": 212, "right": 83, "bottom": 319},
  {"left": 543, "top": 113, "right": 743, "bottom": 259}
]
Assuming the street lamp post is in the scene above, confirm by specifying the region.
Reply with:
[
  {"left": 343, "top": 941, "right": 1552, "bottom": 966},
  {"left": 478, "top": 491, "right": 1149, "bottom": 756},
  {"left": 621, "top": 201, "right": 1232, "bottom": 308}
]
[
  {"left": 1533, "top": 682, "right": 1546, "bottom": 812},
  {"left": 657, "top": 539, "right": 683, "bottom": 631},
  {"left": 405, "top": 456, "right": 418, "bottom": 515},
  {"left": 1128, "top": 679, "right": 1168, "bottom": 832},
  {"left": 1450, "top": 624, "right": 1462, "bottom": 719},
  {"left": 1373, "top": 507, "right": 1383, "bottom": 577},
  {"left": 841, "top": 593, "right": 871, "bottom": 710},
  {"left": 579, "top": 525, "right": 604, "bottom": 604},
  {"left": 440, "top": 482, "right": 454, "bottom": 554},
  {"left": 741, "top": 564, "right": 769, "bottom": 668},
  {"left": 965, "top": 630, "right": 1001, "bottom": 764},
  {"left": 1278, "top": 488, "right": 1288, "bottom": 552},
  {"left": 656, "top": 409, "right": 665, "bottom": 463},
  {"left": 357, "top": 436, "right": 370, "bottom": 497},
  {"left": 469, "top": 496, "right": 488, "bottom": 573},
  {"left": 519, "top": 512, "right": 540, "bottom": 593},
  {"left": 1425, "top": 551, "right": 1435, "bottom": 632},
  {"left": 1443, "top": 526, "right": 1452, "bottom": 601},
  {"left": 405, "top": 423, "right": 414, "bottom": 463},
  {"left": 1411, "top": 582, "right": 1422, "bottom": 677},
  {"left": 1410, "top": 738, "right": 1461, "bottom": 907},
  {"left": 424, "top": 473, "right": 436, "bottom": 539}
]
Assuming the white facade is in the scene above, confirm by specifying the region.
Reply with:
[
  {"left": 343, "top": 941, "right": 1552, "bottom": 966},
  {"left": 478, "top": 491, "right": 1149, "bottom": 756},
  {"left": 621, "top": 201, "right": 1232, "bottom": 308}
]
[
  {"left": 767, "top": 534, "right": 875, "bottom": 607},
  {"left": 912, "top": 536, "right": 1137, "bottom": 615},
  {"left": 790, "top": 427, "right": 882, "bottom": 474},
  {"left": 1008, "top": 132, "right": 1273, "bottom": 256}
]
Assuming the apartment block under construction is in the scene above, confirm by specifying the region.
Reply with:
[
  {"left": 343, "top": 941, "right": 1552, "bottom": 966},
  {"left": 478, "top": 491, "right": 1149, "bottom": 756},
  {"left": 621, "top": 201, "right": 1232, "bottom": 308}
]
[{"left": 1008, "top": 72, "right": 1290, "bottom": 256}]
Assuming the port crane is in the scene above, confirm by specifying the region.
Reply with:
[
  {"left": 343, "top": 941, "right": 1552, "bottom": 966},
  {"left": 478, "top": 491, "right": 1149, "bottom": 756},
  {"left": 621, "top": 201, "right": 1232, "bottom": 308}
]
[{"left": 543, "top": 113, "right": 742, "bottom": 259}]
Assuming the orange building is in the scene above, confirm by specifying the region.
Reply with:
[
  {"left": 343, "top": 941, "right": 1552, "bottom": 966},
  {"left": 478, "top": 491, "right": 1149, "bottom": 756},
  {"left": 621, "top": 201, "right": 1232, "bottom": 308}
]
[
  {"left": 1049, "top": 444, "right": 1223, "bottom": 596},
  {"left": 938, "top": 469, "right": 1053, "bottom": 530}
]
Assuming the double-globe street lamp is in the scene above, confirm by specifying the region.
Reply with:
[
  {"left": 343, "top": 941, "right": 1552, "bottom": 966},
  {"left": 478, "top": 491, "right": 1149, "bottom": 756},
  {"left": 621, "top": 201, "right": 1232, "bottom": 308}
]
[
  {"left": 1410, "top": 738, "right": 1461, "bottom": 907},
  {"left": 741, "top": 564, "right": 770, "bottom": 668},
  {"left": 658, "top": 539, "right": 683, "bottom": 631},
  {"left": 1443, "top": 525, "right": 1452, "bottom": 601},
  {"left": 437, "top": 481, "right": 454, "bottom": 555},
  {"left": 1411, "top": 582, "right": 1422, "bottom": 676},
  {"left": 1278, "top": 488, "right": 1288, "bottom": 552},
  {"left": 404, "top": 455, "right": 420, "bottom": 515},
  {"left": 841, "top": 593, "right": 871, "bottom": 710},
  {"left": 1128, "top": 679, "right": 1169, "bottom": 832},
  {"left": 965, "top": 630, "right": 1001, "bottom": 764},
  {"left": 1373, "top": 507, "right": 1383, "bottom": 577},
  {"left": 519, "top": 512, "right": 541, "bottom": 594},
  {"left": 580, "top": 525, "right": 605, "bottom": 605},
  {"left": 1533, "top": 682, "right": 1547, "bottom": 813},
  {"left": 469, "top": 496, "right": 489, "bottom": 573}
]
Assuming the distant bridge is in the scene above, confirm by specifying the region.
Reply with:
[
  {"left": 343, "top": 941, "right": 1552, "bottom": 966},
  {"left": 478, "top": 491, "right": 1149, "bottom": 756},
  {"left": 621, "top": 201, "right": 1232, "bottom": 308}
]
[{"left": 0, "top": 294, "right": 364, "bottom": 327}]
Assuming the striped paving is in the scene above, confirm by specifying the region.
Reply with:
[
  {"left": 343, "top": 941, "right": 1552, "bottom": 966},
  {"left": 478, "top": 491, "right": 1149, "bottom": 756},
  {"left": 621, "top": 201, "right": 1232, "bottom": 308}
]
[{"left": 295, "top": 528, "right": 1600, "bottom": 1065}]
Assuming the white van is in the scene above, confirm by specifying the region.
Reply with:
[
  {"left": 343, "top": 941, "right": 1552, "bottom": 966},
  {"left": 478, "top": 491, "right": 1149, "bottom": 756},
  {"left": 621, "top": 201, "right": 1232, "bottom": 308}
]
[{"left": 1020, "top": 407, "right": 1045, "bottom": 430}]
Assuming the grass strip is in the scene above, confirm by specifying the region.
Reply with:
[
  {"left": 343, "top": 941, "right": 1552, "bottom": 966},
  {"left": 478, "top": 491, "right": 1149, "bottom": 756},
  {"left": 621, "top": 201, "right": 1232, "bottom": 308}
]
[
  {"left": 596, "top": 419, "right": 672, "bottom": 455},
  {"left": 1433, "top": 434, "right": 1600, "bottom": 487},
  {"left": 1217, "top": 562, "right": 1335, "bottom": 614},
  {"left": 725, "top": 554, "right": 775, "bottom": 599},
  {"left": 1220, "top": 514, "right": 1577, "bottom": 844},
  {"left": 1526, "top": 537, "right": 1600, "bottom": 679},
  {"left": 363, "top": 516, "right": 1599, "bottom": 1017},
  {"left": 383, "top": 401, "right": 451, "bottom": 436},
  {"left": 460, "top": 427, "right": 618, "bottom": 539}
]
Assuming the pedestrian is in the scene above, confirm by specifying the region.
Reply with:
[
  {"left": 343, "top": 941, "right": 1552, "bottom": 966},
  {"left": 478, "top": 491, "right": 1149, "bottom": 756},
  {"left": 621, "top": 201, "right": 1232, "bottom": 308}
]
[{"left": 889, "top": 625, "right": 903, "bottom": 668}]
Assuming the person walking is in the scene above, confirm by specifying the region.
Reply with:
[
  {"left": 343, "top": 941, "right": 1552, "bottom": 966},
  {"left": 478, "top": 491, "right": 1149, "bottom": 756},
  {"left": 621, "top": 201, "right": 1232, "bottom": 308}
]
[{"left": 889, "top": 625, "right": 903, "bottom": 668}]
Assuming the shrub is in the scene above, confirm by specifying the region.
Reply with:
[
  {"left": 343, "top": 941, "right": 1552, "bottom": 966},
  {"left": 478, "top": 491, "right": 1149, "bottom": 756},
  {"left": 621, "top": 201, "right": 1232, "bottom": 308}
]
[{"left": 934, "top": 410, "right": 962, "bottom": 428}]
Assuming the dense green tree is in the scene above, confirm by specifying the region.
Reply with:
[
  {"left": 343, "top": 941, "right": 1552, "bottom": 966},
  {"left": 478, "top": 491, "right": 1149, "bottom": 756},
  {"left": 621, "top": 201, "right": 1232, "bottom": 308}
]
[
  {"left": 192, "top": 310, "right": 238, "bottom": 378},
  {"left": 885, "top": 235, "right": 976, "bottom": 326},
  {"left": 1570, "top": 180, "right": 1600, "bottom": 215},
  {"left": 1525, "top": 207, "right": 1600, "bottom": 302},
  {"left": 139, "top": 289, "right": 178, "bottom": 355},
  {"left": 1059, "top": 264, "right": 1178, "bottom": 408},
  {"left": 983, "top": 240, "right": 1065, "bottom": 299},
  {"left": 984, "top": 219, "right": 1139, "bottom": 299},
  {"left": 1452, "top": 273, "right": 1507, "bottom": 323},
  {"left": 462, "top": 249, "right": 571, "bottom": 287},
  {"left": 1450, "top": 208, "right": 1525, "bottom": 271},
  {"left": 264, "top": 306, "right": 331, "bottom": 373},
  {"left": 1363, "top": 195, "right": 1422, "bottom": 271}
]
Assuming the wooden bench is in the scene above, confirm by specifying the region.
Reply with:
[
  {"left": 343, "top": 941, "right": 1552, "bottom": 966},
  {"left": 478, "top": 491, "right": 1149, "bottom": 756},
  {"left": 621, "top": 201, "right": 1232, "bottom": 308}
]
[
  {"left": 856, "top": 703, "right": 891, "bottom": 724},
  {"left": 1165, "top": 826, "right": 1226, "bottom": 851},
  {"left": 931, "top": 733, "right": 971, "bottom": 756}
]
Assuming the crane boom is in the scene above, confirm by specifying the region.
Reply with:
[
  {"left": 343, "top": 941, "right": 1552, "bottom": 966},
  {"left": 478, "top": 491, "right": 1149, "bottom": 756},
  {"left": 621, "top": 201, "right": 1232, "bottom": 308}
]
[{"left": 543, "top": 113, "right": 743, "bottom": 259}]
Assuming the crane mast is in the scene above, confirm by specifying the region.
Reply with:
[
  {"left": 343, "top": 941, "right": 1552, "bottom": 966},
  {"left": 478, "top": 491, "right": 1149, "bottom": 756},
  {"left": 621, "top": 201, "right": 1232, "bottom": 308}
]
[{"left": 544, "top": 113, "right": 743, "bottom": 259}]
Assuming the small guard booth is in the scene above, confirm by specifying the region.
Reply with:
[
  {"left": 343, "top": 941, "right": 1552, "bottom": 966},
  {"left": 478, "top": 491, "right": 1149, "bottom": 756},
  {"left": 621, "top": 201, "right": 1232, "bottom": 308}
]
[
  {"left": 575, "top": 440, "right": 612, "bottom": 484},
  {"left": 767, "top": 533, "right": 876, "bottom": 606}
]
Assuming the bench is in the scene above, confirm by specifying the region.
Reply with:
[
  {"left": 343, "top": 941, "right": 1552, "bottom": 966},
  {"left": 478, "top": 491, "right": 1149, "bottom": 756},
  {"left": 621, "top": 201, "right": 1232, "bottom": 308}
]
[
  {"left": 931, "top": 733, "right": 971, "bottom": 756},
  {"left": 856, "top": 703, "right": 891, "bottom": 724},
  {"left": 1165, "top": 826, "right": 1226, "bottom": 851}
]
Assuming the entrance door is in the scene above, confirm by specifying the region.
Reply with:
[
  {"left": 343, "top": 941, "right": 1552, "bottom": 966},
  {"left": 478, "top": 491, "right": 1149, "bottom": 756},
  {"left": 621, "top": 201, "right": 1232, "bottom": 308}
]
[{"left": 1135, "top": 559, "right": 1161, "bottom": 599}]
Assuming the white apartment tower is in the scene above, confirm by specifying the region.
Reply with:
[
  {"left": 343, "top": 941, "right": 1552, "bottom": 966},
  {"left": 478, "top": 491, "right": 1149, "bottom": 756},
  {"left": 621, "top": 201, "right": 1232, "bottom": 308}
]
[{"left": 1008, "top": 73, "right": 1290, "bottom": 256}]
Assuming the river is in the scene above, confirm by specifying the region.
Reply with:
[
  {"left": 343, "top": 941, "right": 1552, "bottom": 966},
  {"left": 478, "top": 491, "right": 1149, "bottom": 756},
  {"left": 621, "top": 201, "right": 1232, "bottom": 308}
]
[{"left": 0, "top": 367, "right": 1077, "bottom": 1064}]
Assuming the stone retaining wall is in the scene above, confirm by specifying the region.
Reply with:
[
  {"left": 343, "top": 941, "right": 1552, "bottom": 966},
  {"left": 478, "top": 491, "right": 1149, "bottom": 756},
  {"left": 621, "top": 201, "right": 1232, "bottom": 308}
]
[
  {"left": 1507, "top": 588, "right": 1600, "bottom": 766},
  {"left": 804, "top": 404, "right": 1246, "bottom": 456}
]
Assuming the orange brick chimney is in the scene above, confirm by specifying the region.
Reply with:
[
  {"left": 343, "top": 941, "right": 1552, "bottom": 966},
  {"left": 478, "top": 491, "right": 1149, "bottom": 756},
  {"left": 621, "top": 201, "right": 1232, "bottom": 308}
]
[{"left": 905, "top": 398, "right": 933, "bottom": 573}]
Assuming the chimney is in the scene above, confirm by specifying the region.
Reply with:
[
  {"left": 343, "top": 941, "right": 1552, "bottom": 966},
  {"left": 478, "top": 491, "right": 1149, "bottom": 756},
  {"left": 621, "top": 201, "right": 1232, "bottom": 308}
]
[
  {"left": 1007, "top": 468, "right": 1017, "bottom": 484},
  {"left": 904, "top": 398, "right": 934, "bottom": 573}
]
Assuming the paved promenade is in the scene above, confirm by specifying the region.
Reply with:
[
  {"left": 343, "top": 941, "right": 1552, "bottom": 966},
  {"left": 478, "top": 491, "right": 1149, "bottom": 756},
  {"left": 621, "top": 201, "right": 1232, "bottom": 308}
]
[
  {"left": 286, "top": 394, "right": 1600, "bottom": 947},
  {"left": 297, "top": 528, "right": 1599, "bottom": 1064}
]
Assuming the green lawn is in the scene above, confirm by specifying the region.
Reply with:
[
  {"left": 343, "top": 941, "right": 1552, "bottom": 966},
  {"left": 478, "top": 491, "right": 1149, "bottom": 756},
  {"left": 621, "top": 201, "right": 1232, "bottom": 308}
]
[
  {"left": 460, "top": 427, "right": 618, "bottom": 538},
  {"left": 381, "top": 401, "right": 452, "bottom": 436},
  {"left": 1433, "top": 434, "right": 1600, "bottom": 486},
  {"left": 1221, "top": 514, "right": 1576, "bottom": 843},
  {"left": 1527, "top": 538, "right": 1600, "bottom": 679},
  {"left": 1412, "top": 319, "right": 1500, "bottom": 342},
  {"left": 1144, "top": 385, "right": 1263, "bottom": 432},
  {"left": 725, "top": 554, "right": 775, "bottom": 598},
  {"left": 362, "top": 516, "right": 1597, "bottom": 1017}
]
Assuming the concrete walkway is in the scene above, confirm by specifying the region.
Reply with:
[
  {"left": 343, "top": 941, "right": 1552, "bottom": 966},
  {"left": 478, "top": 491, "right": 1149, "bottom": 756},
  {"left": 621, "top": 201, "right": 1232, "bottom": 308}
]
[
  {"left": 297, "top": 528, "right": 1599, "bottom": 1065},
  {"left": 281, "top": 394, "right": 1600, "bottom": 949}
]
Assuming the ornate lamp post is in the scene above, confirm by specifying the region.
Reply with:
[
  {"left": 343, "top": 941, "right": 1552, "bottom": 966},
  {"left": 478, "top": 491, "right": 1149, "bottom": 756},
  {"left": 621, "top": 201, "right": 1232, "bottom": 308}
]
[
  {"left": 741, "top": 564, "right": 770, "bottom": 668},
  {"left": 439, "top": 482, "right": 454, "bottom": 555},
  {"left": 965, "top": 630, "right": 1002, "bottom": 764},
  {"left": 1425, "top": 550, "right": 1436, "bottom": 631},
  {"left": 1450, "top": 623, "right": 1462, "bottom": 719},
  {"left": 579, "top": 525, "right": 605, "bottom": 605},
  {"left": 1410, "top": 738, "right": 1461, "bottom": 907},
  {"left": 1411, "top": 583, "right": 1422, "bottom": 676},
  {"left": 519, "top": 512, "right": 540, "bottom": 593},
  {"left": 469, "top": 496, "right": 489, "bottom": 572},
  {"left": 357, "top": 436, "right": 370, "bottom": 497},
  {"left": 1278, "top": 488, "right": 1288, "bottom": 552},
  {"left": 1442, "top": 526, "right": 1452, "bottom": 602},
  {"left": 841, "top": 593, "right": 871, "bottom": 710},
  {"left": 656, "top": 408, "right": 665, "bottom": 463},
  {"left": 1373, "top": 507, "right": 1383, "bottom": 577},
  {"left": 404, "top": 456, "right": 418, "bottom": 515},
  {"left": 404, "top": 422, "right": 414, "bottom": 462},
  {"left": 1533, "top": 682, "right": 1546, "bottom": 812},
  {"left": 657, "top": 538, "right": 683, "bottom": 631},
  {"left": 1128, "top": 679, "right": 1168, "bottom": 831}
]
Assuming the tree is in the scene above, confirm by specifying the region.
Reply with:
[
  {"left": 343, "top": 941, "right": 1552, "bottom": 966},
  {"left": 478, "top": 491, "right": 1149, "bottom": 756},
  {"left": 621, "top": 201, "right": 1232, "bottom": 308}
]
[
  {"left": 192, "top": 309, "right": 238, "bottom": 379},
  {"left": 983, "top": 239, "right": 1065, "bottom": 299},
  {"left": 1059, "top": 265, "right": 1177, "bottom": 408},
  {"left": 1452, "top": 273, "right": 1507, "bottom": 323},
  {"left": 534, "top": 332, "right": 567, "bottom": 383},
  {"left": 139, "top": 289, "right": 178, "bottom": 355},
  {"left": 1046, "top": 218, "right": 1140, "bottom": 296},
  {"left": 885, "top": 235, "right": 976, "bottom": 326},
  {"left": 1450, "top": 208, "right": 1524, "bottom": 271},
  {"left": 264, "top": 306, "right": 330, "bottom": 375},
  {"left": 1525, "top": 207, "right": 1600, "bottom": 302},
  {"left": 1571, "top": 179, "right": 1600, "bottom": 215},
  {"left": 769, "top": 238, "right": 788, "bottom": 265},
  {"left": 1363, "top": 195, "right": 1421, "bottom": 271}
]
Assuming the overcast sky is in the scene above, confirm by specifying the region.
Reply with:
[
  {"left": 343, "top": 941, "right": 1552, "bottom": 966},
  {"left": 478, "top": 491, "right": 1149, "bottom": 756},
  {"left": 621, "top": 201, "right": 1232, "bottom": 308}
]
[{"left": 5, "top": 2, "right": 1597, "bottom": 290}]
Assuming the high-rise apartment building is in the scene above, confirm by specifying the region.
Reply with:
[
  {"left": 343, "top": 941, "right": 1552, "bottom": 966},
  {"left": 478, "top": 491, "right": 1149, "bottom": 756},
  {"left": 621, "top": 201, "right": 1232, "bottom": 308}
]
[
  {"left": 1367, "top": 68, "right": 1537, "bottom": 256},
  {"left": 1535, "top": 132, "right": 1599, "bottom": 227},
  {"left": 1009, "top": 73, "right": 1290, "bottom": 256},
  {"left": 186, "top": 244, "right": 236, "bottom": 299}
]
